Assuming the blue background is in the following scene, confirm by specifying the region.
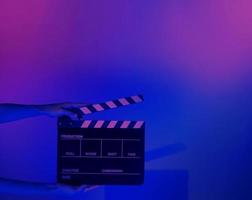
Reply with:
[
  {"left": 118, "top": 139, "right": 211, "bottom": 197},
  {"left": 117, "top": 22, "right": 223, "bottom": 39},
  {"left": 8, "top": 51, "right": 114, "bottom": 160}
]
[{"left": 1, "top": 0, "right": 252, "bottom": 199}]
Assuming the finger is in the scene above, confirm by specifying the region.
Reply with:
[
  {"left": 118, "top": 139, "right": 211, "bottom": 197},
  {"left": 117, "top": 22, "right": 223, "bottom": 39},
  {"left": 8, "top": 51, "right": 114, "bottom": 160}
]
[
  {"left": 61, "top": 110, "right": 79, "bottom": 120},
  {"left": 63, "top": 103, "right": 89, "bottom": 109},
  {"left": 78, "top": 185, "right": 87, "bottom": 191},
  {"left": 63, "top": 107, "right": 85, "bottom": 120},
  {"left": 78, "top": 184, "right": 87, "bottom": 189},
  {"left": 84, "top": 185, "right": 100, "bottom": 192}
]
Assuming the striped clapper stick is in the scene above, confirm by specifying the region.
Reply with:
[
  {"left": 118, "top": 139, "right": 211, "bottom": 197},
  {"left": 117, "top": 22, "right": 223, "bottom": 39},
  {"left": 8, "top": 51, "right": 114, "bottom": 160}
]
[
  {"left": 79, "top": 95, "right": 144, "bottom": 115},
  {"left": 57, "top": 95, "right": 145, "bottom": 185}
]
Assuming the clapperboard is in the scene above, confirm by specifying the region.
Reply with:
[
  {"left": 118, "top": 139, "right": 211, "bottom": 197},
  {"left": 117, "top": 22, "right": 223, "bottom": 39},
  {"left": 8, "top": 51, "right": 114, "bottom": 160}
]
[{"left": 57, "top": 95, "right": 145, "bottom": 185}]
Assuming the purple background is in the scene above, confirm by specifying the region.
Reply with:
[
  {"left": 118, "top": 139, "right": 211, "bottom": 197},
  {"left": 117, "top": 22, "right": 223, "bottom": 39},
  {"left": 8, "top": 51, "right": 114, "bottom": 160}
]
[{"left": 1, "top": 0, "right": 252, "bottom": 199}]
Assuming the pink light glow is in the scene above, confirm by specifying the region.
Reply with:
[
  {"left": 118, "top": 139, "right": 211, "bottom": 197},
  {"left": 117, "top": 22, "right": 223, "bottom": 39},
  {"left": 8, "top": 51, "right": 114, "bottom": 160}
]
[{"left": 143, "top": 0, "right": 252, "bottom": 90}]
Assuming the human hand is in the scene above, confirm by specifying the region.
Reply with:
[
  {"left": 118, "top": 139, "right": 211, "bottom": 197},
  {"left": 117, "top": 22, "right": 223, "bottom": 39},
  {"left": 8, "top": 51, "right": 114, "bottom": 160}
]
[
  {"left": 50, "top": 184, "right": 100, "bottom": 197},
  {"left": 0, "top": 177, "right": 99, "bottom": 197},
  {"left": 38, "top": 102, "right": 87, "bottom": 120}
]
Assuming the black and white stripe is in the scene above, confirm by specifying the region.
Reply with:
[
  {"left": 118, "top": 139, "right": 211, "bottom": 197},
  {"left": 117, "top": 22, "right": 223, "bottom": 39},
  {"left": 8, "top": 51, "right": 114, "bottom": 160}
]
[
  {"left": 81, "top": 120, "right": 145, "bottom": 129},
  {"left": 80, "top": 95, "right": 144, "bottom": 115}
]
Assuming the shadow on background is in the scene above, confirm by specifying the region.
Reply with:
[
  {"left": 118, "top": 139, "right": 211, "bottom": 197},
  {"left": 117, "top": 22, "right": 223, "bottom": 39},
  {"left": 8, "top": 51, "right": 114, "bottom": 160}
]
[
  {"left": 104, "top": 144, "right": 188, "bottom": 200},
  {"left": 105, "top": 170, "right": 188, "bottom": 200},
  {"left": 146, "top": 143, "right": 186, "bottom": 162},
  {"left": 0, "top": 144, "right": 188, "bottom": 200}
]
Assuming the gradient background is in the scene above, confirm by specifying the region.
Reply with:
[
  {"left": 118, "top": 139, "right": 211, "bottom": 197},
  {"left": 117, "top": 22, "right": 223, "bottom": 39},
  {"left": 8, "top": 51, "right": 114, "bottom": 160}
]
[{"left": 0, "top": 0, "right": 252, "bottom": 199}]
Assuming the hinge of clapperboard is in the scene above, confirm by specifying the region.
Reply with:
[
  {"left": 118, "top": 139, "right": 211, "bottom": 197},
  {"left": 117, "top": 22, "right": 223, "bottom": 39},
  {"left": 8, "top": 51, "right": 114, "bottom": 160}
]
[{"left": 74, "top": 94, "right": 144, "bottom": 129}]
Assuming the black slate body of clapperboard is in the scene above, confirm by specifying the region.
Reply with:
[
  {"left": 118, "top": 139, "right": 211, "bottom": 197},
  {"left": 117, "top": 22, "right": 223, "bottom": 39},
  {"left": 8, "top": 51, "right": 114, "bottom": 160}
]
[{"left": 57, "top": 117, "right": 145, "bottom": 185}]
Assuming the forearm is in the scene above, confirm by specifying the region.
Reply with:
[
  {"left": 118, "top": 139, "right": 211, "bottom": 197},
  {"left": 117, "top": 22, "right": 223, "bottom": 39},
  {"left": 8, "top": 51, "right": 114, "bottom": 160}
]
[
  {"left": 0, "top": 102, "right": 84, "bottom": 124},
  {"left": 0, "top": 177, "right": 89, "bottom": 197},
  {"left": 0, "top": 177, "right": 56, "bottom": 196},
  {"left": 0, "top": 104, "right": 44, "bottom": 123}
]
